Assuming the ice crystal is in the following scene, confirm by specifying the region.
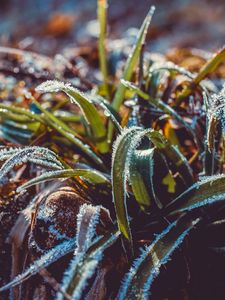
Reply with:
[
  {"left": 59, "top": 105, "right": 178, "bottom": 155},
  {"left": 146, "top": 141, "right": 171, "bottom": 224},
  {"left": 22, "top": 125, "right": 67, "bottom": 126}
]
[
  {"left": 36, "top": 80, "right": 93, "bottom": 106},
  {"left": 56, "top": 232, "right": 118, "bottom": 300},
  {"left": 149, "top": 61, "right": 194, "bottom": 79},
  {"left": 56, "top": 204, "right": 113, "bottom": 300},
  {"left": 118, "top": 222, "right": 176, "bottom": 300},
  {"left": 119, "top": 219, "right": 198, "bottom": 300},
  {"left": 75, "top": 204, "right": 102, "bottom": 253},
  {"left": 36, "top": 80, "right": 72, "bottom": 94},
  {"left": 207, "top": 83, "right": 225, "bottom": 146},
  {"left": 181, "top": 193, "right": 225, "bottom": 212},
  {"left": 0, "top": 146, "right": 63, "bottom": 183},
  {"left": 0, "top": 238, "right": 76, "bottom": 293}
]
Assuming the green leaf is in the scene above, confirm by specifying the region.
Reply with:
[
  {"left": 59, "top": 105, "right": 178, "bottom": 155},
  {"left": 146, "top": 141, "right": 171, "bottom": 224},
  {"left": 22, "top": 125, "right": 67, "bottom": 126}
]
[
  {"left": 112, "top": 127, "right": 143, "bottom": 244},
  {"left": 165, "top": 174, "right": 225, "bottom": 216},
  {"left": 97, "top": 0, "right": 110, "bottom": 100},
  {"left": 112, "top": 6, "right": 155, "bottom": 111},
  {"left": 194, "top": 46, "right": 225, "bottom": 85},
  {"left": 36, "top": 81, "right": 109, "bottom": 154},
  {"left": 0, "top": 146, "right": 63, "bottom": 183},
  {"left": 91, "top": 95, "right": 122, "bottom": 133},
  {"left": 30, "top": 96, "right": 104, "bottom": 169},
  {"left": 175, "top": 46, "right": 225, "bottom": 105},
  {"left": 108, "top": 6, "right": 155, "bottom": 142},
  {"left": 129, "top": 149, "right": 155, "bottom": 210},
  {"left": 17, "top": 168, "right": 110, "bottom": 192},
  {"left": 112, "top": 127, "right": 194, "bottom": 245},
  {"left": 0, "top": 104, "right": 44, "bottom": 123},
  {"left": 146, "top": 130, "right": 194, "bottom": 187},
  {"left": 118, "top": 216, "right": 199, "bottom": 300},
  {"left": 121, "top": 79, "right": 201, "bottom": 149},
  {"left": 57, "top": 231, "right": 119, "bottom": 300},
  {"left": 129, "top": 148, "right": 161, "bottom": 210}
]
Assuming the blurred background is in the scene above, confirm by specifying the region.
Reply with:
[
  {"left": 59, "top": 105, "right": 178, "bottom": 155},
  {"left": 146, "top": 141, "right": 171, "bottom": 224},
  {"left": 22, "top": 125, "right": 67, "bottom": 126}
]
[{"left": 0, "top": 0, "right": 225, "bottom": 55}]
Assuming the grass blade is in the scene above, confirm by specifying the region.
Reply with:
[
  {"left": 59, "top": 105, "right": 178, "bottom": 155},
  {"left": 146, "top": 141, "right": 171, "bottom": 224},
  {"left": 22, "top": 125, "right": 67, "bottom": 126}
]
[
  {"left": 56, "top": 204, "right": 116, "bottom": 300},
  {"left": 112, "top": 127, "right": 194, "bottom": 246},
  {"left": 112, "top": 6, "right": 155, "bottom": 111},
  {"left": 121, "top": 79, "right": 201, "bottom": 149},
  {"left": 175, "top": 46, "right": 225, "bottom": 105},
  {"left": 165, "top": 174, "right": 225, "bottom": 216},
  {"left": 108, "top": 6, "right": 155, "bottom": 142},
  {"left": 0, "top": 146, "right": 63, "bottom": 182},
  {"left": 146, "top": 130, "right": 194, "bottom": 187},
  {"left": 30, "top": 96, "right": 104, "bottom": 169},
  {"left": 97, "top": 0, "right": 110, "bottom": 100},
  {"left": 17, "top": 168, "right": 110, "bottom": 192},
  {"left": 57, "top": 231, "right": 119, "bottom": 300},
  {"left": 0, "top": 104, "right": 44, "bottom": 123},
  {"left": 37, "top": 81, "right": 109, "bottom": 154},
  {"left": 0, "top": 238, "right": 76, "bottom": 293},
  {"left": 129, "top": 149, "right": 160, "bottom": 210},
  {"left": 194, "top": 46, "right": 225, "bottom": 85},
  {"left": 111, "top": 127, "right": 143, "bottom": 245},
  {"left": 118, "top": 216, "right": 199, "bottom": 300}
]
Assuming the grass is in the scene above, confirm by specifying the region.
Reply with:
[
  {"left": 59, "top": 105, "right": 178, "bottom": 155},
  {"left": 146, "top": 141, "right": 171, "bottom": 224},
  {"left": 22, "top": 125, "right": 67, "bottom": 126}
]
[{"left": 0, "top": 2, "right": 225, "bottom": 300}]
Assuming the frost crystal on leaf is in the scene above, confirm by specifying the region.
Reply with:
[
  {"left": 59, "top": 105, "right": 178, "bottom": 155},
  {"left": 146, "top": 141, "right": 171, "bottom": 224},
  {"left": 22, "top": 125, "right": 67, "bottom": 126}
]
[
  {"left": 0, "top": 146, "right": 63, "bottom": 183},
  {"left": 36, "top": 80, "right": 72, "bottom": 93},
  {"left": 0, "top": 238, "right": 76, "bottom": 293},
  {"left": 206, "top": 84, "right": 225, "bottom": 149},
  {"left": 75, "top": 204, "right": 102, "bottom": 253},
  {"left": 149, "top": 61, "right": 194, "bottom": 79},
  {"left": 118, "top": 219, "right": 197, "bottom": 300},
  {"left": 56, "top": 204, "right": 111, "bottom": 300}
]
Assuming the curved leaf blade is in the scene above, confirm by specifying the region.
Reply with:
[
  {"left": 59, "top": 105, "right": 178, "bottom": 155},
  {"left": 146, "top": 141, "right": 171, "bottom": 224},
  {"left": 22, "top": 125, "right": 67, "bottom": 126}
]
[
  {"left": 112, "top": 6, "right": 155, "bottom": 111},
  {"left": 108, "top": 5, "right": 155, "bottom": 143},
  {"left": 97, "top": 0, "right": 110, "bottom": 100},
  {"left": 29, "top": 96, "right": 104, "bottom": 169},
  {"left": 36, "top": 81, "right": 109, "bottom": 153},
  {"left": 118, "top": 216, "right": 199, "bottom": 300},
  {"left": 121, "top": 79, "right": 201, "bottom": 149},
  {"left": 165, "top": 174, "right": 225, "bottom": 216},
  {"left": 17, "top": 168, "right": 110, "bottom": 192},
  {"left": 111, "top": 127, "right": 143, "bottom": 243},
  {"left": 129, "top": 149, "right": 159, "bottom": 210},
  {"left": 0, "top": 238, "right": 76, "bottom": 293}
]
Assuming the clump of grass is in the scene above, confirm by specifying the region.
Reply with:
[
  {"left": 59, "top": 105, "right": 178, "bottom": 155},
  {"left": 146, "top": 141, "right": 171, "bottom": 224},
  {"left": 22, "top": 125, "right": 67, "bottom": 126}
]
[{"left": 1, "top": 2, "right": 225, "bottom": 300}]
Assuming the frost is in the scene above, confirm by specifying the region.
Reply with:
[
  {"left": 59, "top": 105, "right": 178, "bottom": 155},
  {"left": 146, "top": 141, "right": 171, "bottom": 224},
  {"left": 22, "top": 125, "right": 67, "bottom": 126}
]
[
  {"left": 27, "top": 158, "right": 63, "bottom": 170},
  {"left": 149, "top": 61, "right": 194, "bottom": 79},
  {"left": 56, "top": 232, "right": 118, "bottom": 300},
  {"left": 36, "top": 80, "right": 72, "bottom": 93},
  {"left": 142, "top": 224, "right": 195, "bottom": 299},
  {"left": 56, "top": 204, "right": 113, "bottom": 300},
  {"left": 58, "top": 252, "right": 100, "bottom": 300},
  {"left": 48, "top": 225, "right": 69, "bottom": 241},
  {"left": 0, "top": 238, "right": 76, "bottom": 293},
  {"left": 199, "top": 173, "right": 225, "bottom": 184},
  {"left": 181, "top": 193, "right": 225, "bottom": 212},
  {"left": 207, "top": 84, "right": 225, "bottom": 142},
  {"left": 112, "top": 126, "right": 147, "bottom": 185},
  {"left": 118, "top": 222, "right": 176, "bottom": 300},
  {"left": 111, "top": 127, "right": 159, "bottom": 240},
  {"left": 36, "top": 80, "right": 93, "bottom": 105},
  {"left": 0, "top": 146, "right": 63, "bottom": 183},
  {"left": 17, "top": 169, "right": 67, "bottom": 193},
  {"left": 17, "top": 169, "right": 108, "bottom": 193},
  {"left": 90, "top": 95, "right": 122, "bottom": 133},
  {"left": 118, "top": 219, "right": 198, "bottom": 300},
  {"left": 75, "top": 204, "right": 102, "bottom": 253}
]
